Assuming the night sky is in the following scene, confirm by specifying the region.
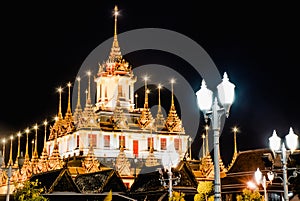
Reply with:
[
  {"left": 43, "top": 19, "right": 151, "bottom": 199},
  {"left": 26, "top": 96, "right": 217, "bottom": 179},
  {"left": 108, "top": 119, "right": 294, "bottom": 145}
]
[{"left": 0, "top": 1, "right": 299, "bottom": 165}]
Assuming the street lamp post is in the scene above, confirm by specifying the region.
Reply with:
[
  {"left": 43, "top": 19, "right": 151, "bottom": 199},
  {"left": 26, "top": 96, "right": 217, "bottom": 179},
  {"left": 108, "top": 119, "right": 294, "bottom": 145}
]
[
  {"left": 268, "top": 127, "right": 299, "bottom": 201},
  {"left": 196, "top": 72, "right": 235, "bottom": 201},
  {"left": 254, "top": 167, "right": 274, "bottom": 201},
  {"left": 159, "top": 165, "right": 181, "bottom": 199},
  {"left": 159, "top": 146, "right": 181, "bottom": 199}
]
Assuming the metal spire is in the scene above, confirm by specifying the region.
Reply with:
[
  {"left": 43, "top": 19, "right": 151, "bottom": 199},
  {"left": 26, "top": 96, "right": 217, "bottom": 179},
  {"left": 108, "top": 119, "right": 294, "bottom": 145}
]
[
  {"left": 87, "top": 71, "right": 92, "bottom": 105},
  {"left": 76, "top": 77, "right": 81, "bottom": 109},
  {"left": 205, "top": 125, "right": 209, "bottom": 156},
  {"left": 144, "top": 76, "right": 149, "bottom": 108},
  {"left": 109, "top": 5, "right": 122, "bottom": 61},
  {"left": 43, "top": 120, "right": 48, "bottom": 149},
  {"left": 33, "top": 124, "right": 38, "bottom": 158},
  {"left": 233, "top": 126, "right": 238, "bottom": 154},
  {"left": 7, "top": 135, "right": 13, "bottom": 166},
  {"left": 25, "top": 128, "right": 30, "bottom": 160},
  {"left": 66, "top": 82, "right": 72, "bottom": 114},
  {"left": 58, "top": 87, "right": 63, "bottom": 120}
]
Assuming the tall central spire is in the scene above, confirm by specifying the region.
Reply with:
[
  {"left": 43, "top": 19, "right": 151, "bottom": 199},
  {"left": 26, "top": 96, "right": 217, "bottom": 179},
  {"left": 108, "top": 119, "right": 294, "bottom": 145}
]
[
  {"left": 114, "top": 5, "right": 118, "bottom": 38},
  {"left": 109, "top": 5, "right": 122, "bottom": 62}
]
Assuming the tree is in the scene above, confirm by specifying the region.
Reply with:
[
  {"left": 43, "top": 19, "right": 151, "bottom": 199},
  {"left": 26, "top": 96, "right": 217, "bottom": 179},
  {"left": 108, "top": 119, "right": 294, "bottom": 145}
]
[
  {"left": 103, "top": 189, "right": 112, "bottom": 201},
  {"left": 169, "top": 191, "right": 185, "bottom": 201},
  {"left": 236, "top": 188, "right": 264, "bottom": 201},
  {"left": 194, "top": 181, "right": 214, "bottom": 201},
  {"left": 13, "top": 179, "right": 49, "bottom": 201}
]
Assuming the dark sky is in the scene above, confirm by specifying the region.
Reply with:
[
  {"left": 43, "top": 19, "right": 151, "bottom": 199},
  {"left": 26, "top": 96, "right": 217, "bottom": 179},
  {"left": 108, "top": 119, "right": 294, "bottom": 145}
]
[{"left": 0, "top": 1, "right": 299, "bottom": 165}]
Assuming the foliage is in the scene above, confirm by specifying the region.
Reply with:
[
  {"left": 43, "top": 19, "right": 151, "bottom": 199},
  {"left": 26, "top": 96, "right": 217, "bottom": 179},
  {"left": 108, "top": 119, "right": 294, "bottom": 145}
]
[
  {"left": 194, "top": 181, "right": 214, "bottom": 201},
  {"left": 169, "top": 191, "right": 185, "bottom": 201},
  {"left": 13, "top": 179, "right": 49, "bottom": 201},
  {"left": 103, "top": 189, "right": 112, "bottom": 201},
  {"left": 207, "top": 196, "right": 214, "bottom": 201},
  {"left": 236, "top": 188, "right": 264, "bottom": 201},
  {"left": 291, "top": 173, "right": 300, "bottom": 198}
]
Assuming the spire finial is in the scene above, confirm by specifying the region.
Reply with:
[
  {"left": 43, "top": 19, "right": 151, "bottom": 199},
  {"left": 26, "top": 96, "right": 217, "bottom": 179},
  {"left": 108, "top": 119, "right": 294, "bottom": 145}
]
[
  {"left": 85, "top": 89, "right": 88, "bottom": 105},
  {"left": 8, "top": 135, "right": 13, "bottom": 166},
  {"left": 34, "top": 123, "right": 38, "bottom": 157},
  {"left": 135, "top": 93, "right": 138, "bottom": 109},
  {"left": 58, "top": 87, "right": 63, "bottom": 119},
  {"left": 1, "top": 138, "right": 6, "bottom": 167},
  {"left": 17, "top": 131, "right": 21, "bottom": 158},
  {"left": 205, "top": 125, "right": 209, "bottom": 155},
  {"left": 158, "top": 84, "right": 162, "bottom": 113},
  {"left": 233, "top": 126, "right": 238, "bottom": 154},
  {"left": 44, "top": 120, "right": 48, "bottom": 148},
  {"left": 87, "top": 71, "right": 91, "bottom": 105},
  {"left": 202, "top": 133, "right": 205, "bottom": 157},
  {"left": 76, "top": 77, "right": 81, "bottom": 108},
  {"left": 25, "top": 128, "right": 30, "bottom": 159},
  {"left": 109, "top": 5, "right": 122, "bottom": 61},
  {"left": 144, "top": 76, "right": 149, "bottom": 108},
  {"left": 170, "top": 79, "right": 175, "bottom": 106},
  {"left": 67, "top": 82, "right": 72, "bottom": 113},
  {"left": 114, "top": 5, "right": 119, "bottom": 38}
]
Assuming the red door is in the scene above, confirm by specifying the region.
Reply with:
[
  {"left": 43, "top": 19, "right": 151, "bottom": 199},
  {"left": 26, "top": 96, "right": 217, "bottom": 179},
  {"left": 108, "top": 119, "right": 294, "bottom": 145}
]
[{"left": 133, "top": 140, "right": 138, "bottom": 157}]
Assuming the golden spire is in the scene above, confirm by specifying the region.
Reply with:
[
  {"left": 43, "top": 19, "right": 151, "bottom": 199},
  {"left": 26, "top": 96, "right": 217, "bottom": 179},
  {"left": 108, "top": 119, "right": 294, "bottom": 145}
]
[
  {"left": 114, "top": 5, "right": 118, "bottom": 38},
  {"left": 155, "top": 83, "right": 165, "bottom": 129},
  {"left": 76, "top": 77, "right": 81, "bottom": 108},
  {"left": 67, "top": 82, "right": 72, "bottom": 114},
  {"left": 144, "top": 76, "right": 149, "bottom": 108},
  {"left": 38, "top": 120, "right": 49, "bottom": 173},
  {"left": 85, "top": 89, "right": 88, "bottom": 105},
  {"left": 58, "top": 87, "right": 63, "bottom": 120},
  {"left": 138, "top": 76, "right": 154, "bottom": 129},
  {"left": 25, "top": 128, "right": 30, "bottom": 160},
  {"left": 158, "top": 84, "right": 162, "bottom": 113},
  {"left": 43, "top": 120, "right": 48, "bottom": 148},
  {"left": 227, "top": 126, "right": 239, "bottom": 171},
  {"left": 205, "top": 125, "right": 209, "bottom": 156},
  {"left": 233, "top": 126, "right": 239, "bottom": 154},
  {"left": 202, "top": 133, "right": 205, "bottom": 157},
  {"left": 135, "top": 94, "right": 138, "bottom": 109},
  {"left": 14, "top": 131, "right": 22, "bottom": 167},
  {"left": 171, "top": 79, "right": 175, "bottom": 107},
  {"left": 164, "top": 79, "right": 184, "bottom": 132},
  {"left": 7, "top": 135, "right": 13, "bottom": 166},
  {"left": 108, "top": 5, "right": 122, "bottom": 62},
  {"left": 87, "top": 71, "right": 91, "bottom": 105},
  {"left": 17, "top": 131, "right": 21, "bottom": 158},
  {"left": 1, "top": 138, "right": 5, "bottom": 167},
  {"left": 73, "top": 76, "right": 83, "bottom": 127},
  {"left": 33, "top": 124, "right": 38, "bottom": 158}
]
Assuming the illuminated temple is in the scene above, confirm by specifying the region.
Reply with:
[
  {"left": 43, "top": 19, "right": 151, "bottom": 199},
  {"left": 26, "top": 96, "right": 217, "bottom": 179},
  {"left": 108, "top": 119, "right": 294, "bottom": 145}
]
[
  {"left": 0, "top": 5, "right": 191, "bottom": 196},
  {"left": 1, "top": 5, "right": 285, "bottom": 201}
]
